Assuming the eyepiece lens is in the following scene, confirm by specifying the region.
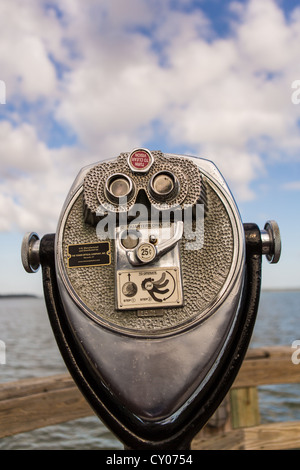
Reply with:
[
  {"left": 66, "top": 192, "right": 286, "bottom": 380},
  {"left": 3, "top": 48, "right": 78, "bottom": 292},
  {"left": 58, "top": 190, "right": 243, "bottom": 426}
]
[
  {"left": 105, "top": 173, "right": 134, "bottom": 203},
  {"left": 149, "top": 171, "right": 179, "bottom": 201},
  {"left": 109, "top": 178, "right": 131, "bottom": 197},
  {"left": 152, "top": 174, "right": 174, "bottom": 195}
]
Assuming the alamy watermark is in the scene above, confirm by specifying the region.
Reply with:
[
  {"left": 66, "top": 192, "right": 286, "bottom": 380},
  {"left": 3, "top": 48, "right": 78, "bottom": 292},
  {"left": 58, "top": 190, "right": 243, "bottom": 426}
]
[
  {"left": 0, "top": 80, "right": 6, "bottom": 104},
  {"left": 291, "top": 80, "right": 300, "bottom": 104},
  {"left": 0, "top": 340, "right": 6, "bottom": 365},
  {"left": 95, "top": 200, "right": 205, "bottom": 251},
  {"left": 291, "top": 340, "right": 300, "bottom": 365}
]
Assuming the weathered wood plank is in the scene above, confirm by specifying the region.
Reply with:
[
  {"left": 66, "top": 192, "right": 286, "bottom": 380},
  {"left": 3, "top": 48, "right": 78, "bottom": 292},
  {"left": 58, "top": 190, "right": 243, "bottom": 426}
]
[
  {"left": 192, "top": 429, "right": 245, "bottom": 450},
  {"left": 233, "top": 345, "right": 300, "bottom": 388},
  {"left": 243, "top": 421, "right": 300, "bottom": 450},
  {"left": 0, "top": 376, "right": 94, "bottom": 438},
  {"left": 0, "top": 374, "right": 74, "bottom": 401},
  {"left": 192, "top": 421, "right": 300, "bottom": 450}
]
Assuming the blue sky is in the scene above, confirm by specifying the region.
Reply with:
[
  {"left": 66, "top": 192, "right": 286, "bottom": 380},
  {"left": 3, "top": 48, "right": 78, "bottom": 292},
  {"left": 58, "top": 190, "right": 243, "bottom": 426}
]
[{"left": 0, "top": 0, "right": 299, "bottom": 295}]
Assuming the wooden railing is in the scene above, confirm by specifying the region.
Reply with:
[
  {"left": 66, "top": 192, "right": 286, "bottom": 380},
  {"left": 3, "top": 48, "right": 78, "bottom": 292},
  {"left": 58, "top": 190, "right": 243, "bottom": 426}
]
[
  {"left": 0, "top": 346, "right": 299, "bottom": 450},
  {"left": 192, "top": 346, "right": 300, "bottom": 450}
]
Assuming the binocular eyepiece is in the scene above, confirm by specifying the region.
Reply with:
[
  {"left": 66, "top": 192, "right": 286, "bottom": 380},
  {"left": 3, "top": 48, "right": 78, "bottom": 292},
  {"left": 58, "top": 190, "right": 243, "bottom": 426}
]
[{"left": 22, "top": 149, "right": 281, "bottom": 450}]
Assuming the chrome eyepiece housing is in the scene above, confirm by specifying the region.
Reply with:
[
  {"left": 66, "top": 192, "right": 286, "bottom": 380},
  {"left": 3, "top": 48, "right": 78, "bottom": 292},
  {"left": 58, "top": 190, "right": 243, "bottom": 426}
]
[
  {"left": 104, "top": 173, "right": 135, "bottom": 205},
  {"left": 149, "top": 171, "right": 180, "bottom": 202}
]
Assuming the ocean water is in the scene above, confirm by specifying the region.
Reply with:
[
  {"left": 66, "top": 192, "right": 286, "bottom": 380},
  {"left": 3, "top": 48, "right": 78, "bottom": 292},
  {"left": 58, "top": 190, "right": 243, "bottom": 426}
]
[{"left": 0, "top": 291, "right": 299, "bottom": 450}]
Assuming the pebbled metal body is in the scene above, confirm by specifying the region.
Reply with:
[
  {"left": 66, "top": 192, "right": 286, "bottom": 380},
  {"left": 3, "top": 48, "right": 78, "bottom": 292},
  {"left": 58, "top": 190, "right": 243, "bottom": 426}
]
[
  {"left": 52, "top": 152, "right": 246, "bottom": 430},
  {"left": 56, "top": 152, "right": 244, "bottom": 336}
]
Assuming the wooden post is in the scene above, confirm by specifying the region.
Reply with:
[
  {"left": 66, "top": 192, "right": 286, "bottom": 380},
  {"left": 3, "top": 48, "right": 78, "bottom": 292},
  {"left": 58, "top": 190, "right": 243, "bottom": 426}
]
[{"left": 230, "top": 387, "right": 260, "bottom": 428}]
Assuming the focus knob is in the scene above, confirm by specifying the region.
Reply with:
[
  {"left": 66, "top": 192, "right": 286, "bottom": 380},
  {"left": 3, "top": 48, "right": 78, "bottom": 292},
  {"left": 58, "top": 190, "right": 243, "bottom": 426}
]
[
  {"left": 21, "top": 232, "right": 40, "bottom": 273},
  {"left": 261, "top": 220, "right": 281, "bottom": 264}
]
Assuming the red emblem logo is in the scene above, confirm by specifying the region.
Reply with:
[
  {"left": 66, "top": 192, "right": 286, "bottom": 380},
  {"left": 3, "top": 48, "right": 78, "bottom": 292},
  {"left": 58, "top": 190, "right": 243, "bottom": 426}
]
[{"left": 128, "top": 149, "right": 153, "bottom": 172}]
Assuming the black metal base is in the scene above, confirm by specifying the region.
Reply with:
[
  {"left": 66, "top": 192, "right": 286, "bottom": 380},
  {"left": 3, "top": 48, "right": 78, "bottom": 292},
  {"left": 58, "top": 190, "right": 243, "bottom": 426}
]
[{"left": 39, "top": 223, "right": 262, "bottom": 450}]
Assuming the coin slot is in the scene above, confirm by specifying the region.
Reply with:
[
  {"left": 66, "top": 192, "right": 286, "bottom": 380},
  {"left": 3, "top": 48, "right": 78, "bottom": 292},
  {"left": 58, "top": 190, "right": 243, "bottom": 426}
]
[
  {"left": 121, "top": 230, "right": 141, "bottom": 250},
  {"left": 136, "top": 243, "right": 156, "bottom": 263}
]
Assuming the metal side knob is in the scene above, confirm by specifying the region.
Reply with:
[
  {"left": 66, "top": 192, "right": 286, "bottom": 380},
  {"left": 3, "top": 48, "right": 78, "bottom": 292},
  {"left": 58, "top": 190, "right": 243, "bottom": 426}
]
[
  {"left": 21, "top": 232, "right": 41, "bottom": 273},
  {"left": 260, "top": 220, "right": 281, "bottom": 264}
]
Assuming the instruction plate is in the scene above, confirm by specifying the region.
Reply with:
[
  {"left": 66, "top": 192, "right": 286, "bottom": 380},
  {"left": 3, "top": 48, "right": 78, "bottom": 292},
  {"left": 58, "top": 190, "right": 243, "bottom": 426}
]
[{"left": 117, "top": 267, "right": 183, "bottom": 310}]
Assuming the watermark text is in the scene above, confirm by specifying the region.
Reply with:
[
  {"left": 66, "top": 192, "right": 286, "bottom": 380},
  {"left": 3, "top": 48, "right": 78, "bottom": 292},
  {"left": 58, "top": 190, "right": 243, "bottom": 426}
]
[
  {"left": 0, "top": 340, "right": 6, "bottom": 364},
  {"left": 0, "top": 80, "right": 6, "bottom": 104},
  {"left": 291, "top": 80, "right": 300, "bottom": 104},
  {"left": 96, "top": 201, "right": 204, "bottom": 251},
  {"left": 291, "top": 340, "right": 300, "bottom": 364}
]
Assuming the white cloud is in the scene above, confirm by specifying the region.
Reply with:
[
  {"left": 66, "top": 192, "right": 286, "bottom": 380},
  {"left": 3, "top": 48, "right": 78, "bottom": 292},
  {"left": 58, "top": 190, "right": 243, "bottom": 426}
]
[
  {"left": 281, "top": 181, "right": 300, "bottom": 191},
  {"left": 233, "top": 0, "right": 300, "bottom": 75},
  {"left": 0, "top": 1, "right": 66, "bottom": 100},
  {"left": 0, "top": 121, "right": 52, "bottom": 174},
  {"left": 1, "top": 0, "right": 300, "bottom": 231},
  {"left": 0, "top": 122, "right": 83, "bottom": 233}
]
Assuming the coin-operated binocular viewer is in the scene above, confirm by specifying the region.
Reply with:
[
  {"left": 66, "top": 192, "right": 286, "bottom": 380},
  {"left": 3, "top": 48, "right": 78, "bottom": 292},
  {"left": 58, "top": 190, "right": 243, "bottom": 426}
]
[{"left": 22, "top": 149, "right": 281, "bottom": 450}]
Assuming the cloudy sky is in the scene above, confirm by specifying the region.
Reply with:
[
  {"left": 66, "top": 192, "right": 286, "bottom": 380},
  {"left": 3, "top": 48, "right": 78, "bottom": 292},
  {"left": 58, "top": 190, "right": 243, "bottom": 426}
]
[{"left": 0, "top": 0, "right": 299, "bottom": 295}]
